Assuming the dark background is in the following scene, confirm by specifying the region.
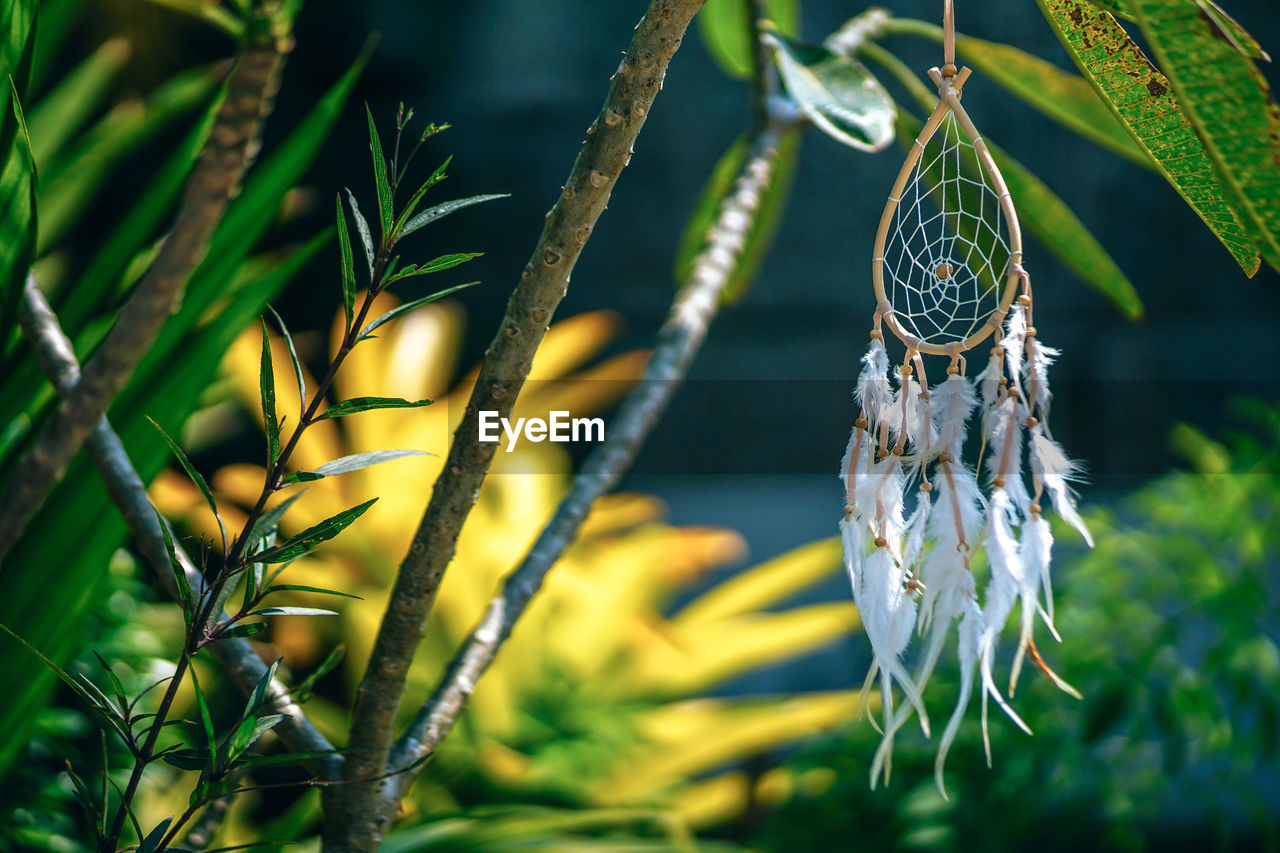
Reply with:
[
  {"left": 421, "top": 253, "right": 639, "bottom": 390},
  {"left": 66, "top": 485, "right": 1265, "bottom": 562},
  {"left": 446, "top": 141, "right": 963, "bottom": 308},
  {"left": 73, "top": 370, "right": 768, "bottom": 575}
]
[{"left": 68, "top": 0, "right": 1280, "bottom": 564}]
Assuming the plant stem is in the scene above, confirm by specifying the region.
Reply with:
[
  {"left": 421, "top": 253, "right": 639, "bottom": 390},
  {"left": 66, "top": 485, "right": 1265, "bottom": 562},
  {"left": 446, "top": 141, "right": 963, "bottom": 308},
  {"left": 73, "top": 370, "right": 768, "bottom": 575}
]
[
  {"left": 389, "top": 116, "right": 790, "bottom": 802},
  {"left": 17, "top": 274, "right": 339, "bottom": 782},
  {"left": 328, "top": 1, "right": 708, "bottom": 848},
  {"left": 0, "top": 29, "right": 291, "bottom": 565},
  {"left": 104, "top": 652, "right": 192, "bottom": 851},
  {"left": 224, "top": 260, "right": 387, "bottom": 569}
]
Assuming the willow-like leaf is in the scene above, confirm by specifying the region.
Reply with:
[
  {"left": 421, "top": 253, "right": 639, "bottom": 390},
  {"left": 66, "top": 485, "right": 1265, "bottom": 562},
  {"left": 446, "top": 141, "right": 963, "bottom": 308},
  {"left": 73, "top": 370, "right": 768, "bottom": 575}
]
[
  {"left": 1035, "top": 0, "right": 1260, "bottom": 275},
  {"left": 317, "top": 396, "right": 432, "bottom": 420},
  {"left": 251, "top": 498, "right": 377, "bottom": 563},
  {"left": 399, "top": 193, "right": 509, "bottom": 239},
  {"left": 1130, "top": 0, "right": 1280, "bottom": 271}
]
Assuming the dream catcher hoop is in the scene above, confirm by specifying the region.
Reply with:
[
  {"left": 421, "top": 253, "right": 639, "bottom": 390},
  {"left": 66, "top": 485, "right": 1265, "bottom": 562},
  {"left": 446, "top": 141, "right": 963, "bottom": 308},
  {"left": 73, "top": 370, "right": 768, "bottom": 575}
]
[
  {"left": 840, "top": 0, "right": 1093, "bottom": 794},
  {"left": 871, "top": 2, "right": 1021, "bottom": 356}
]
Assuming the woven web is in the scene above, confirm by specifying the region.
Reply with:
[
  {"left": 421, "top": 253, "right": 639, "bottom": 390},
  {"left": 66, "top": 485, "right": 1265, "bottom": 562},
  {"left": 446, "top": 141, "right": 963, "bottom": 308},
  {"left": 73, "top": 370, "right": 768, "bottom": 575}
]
[{"left": 882, "top": 110, "right": 1011, "bottom": 346}]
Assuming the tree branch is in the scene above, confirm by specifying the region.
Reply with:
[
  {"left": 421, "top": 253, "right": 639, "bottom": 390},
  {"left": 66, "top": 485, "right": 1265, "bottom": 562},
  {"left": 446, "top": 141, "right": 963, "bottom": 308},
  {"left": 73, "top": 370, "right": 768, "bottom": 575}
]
[
  {"left": 0, "top": 26, "right": 291, "bottom": 563},
  {"left": 16, "top": 273, "right": 339, "bottom": 781},
  {"left": 328, "top": 2, "right": 707, "bottom": 847},
  {"left": 388, "top": 117, "right": 788, "bottom": 799}
]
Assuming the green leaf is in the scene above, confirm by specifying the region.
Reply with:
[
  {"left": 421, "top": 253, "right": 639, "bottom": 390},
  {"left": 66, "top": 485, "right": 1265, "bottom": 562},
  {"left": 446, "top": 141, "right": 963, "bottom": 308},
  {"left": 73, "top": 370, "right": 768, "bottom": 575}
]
[
  {"left": 391, "top": 154, "right": 452, "bottom": 237},
  {"left": 698, "top": 0, "right": 800, "bottom": 79},
  {"left": 945, "top": 33, "right": 1152, "bottom": 169},
  {"left": 291, "top": 645, "right": 345, "bottom": 703},
  {"left": 1035, "top": 0, "right": 1260, "bottom": 275},
  {"left": 251, "top": 498, "right": 377, "bottom": 563},
  {"left": 335, "top": 193, "right": 356, "bottom": 331},
  {"left": 345, "top": 188, "right": 375, "bottom": 278},
  {"left": 156, "top": 508, "right": 196, "bottom": 623},
  {"left": 674, "top": 129, "right": 801, "bottom": 305},
  {"left": 244, "top": 490, "right": 307, "bottom": 552},
  {"left": 0, "top": 622, "right": 129, "bottom": 743},
  {"left": 27, "top": 37, "right": 131, "bottom": 165},
  {"left": 139, "top": 816, "right": 173, "bottom": 853},
  {"left": 150, "top": 416, "right": 227, "bottom": 553},
  {"left": 317, "top": 396, "right": 432, "bottom": 420},
  {"left": 259, "top": 318, "right": 281, "bottom": 467},
  {"left": 265, "top": 584, "right": 362, "bottom": 599},
  {"left": 766, "top": 31, "right": 894, "bottom": 152},
  {"left": 37, "top": 64, "right": 218, "bottom": 252},
  {"left": 399, "top": 193, "right": 510, "bottom": 239},
  {"left": 250, "top": 606, "right": 339, "bottom": 617},
  {"left": 190, "top": 665, "right": 216, "bottom": 763},
  {"left": 1129, "top": 0, "right": 1280, "bottom": 271},
  {"left": 357, "top": 281, "right": 479, "bottom": 339},
  {"left": 1085, "top": 0, "right": 1269, "bottom": 61},
  {"left": 365, "top": 104, "right": 393, "bottom": 237},
  {"left": 216, "top": 622, "right": 268, "bottom": 640},
  {"left": 49, "top": 83, "right": 220, "bottom": 342},
  {"left": 1, "top": 80, "right": 37, "bottom": 373},
  {"left": 267, "top": 305, "right": 306, "bottom": 416},
  {"left": 64, "top": 761, "right": 104, "bottom": 838},
  {"left": 286, "top": 449, "right": 429, "bottom": 483},
  {"left": 384, "top": 252, "right": 483, "bottom": 287}
]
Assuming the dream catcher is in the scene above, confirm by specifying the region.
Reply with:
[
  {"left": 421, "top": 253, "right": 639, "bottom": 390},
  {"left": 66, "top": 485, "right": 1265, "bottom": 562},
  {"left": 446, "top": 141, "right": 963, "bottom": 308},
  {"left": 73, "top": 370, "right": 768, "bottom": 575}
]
[{"left": 839, "top": 0, "right": 1093, "bottom": 792}]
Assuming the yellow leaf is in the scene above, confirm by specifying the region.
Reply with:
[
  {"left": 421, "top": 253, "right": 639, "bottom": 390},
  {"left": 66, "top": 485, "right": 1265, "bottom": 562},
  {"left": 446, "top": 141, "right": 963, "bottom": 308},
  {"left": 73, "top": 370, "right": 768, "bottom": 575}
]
[{"left": 675, "top": 537, "right": 841, "bottom": 625}]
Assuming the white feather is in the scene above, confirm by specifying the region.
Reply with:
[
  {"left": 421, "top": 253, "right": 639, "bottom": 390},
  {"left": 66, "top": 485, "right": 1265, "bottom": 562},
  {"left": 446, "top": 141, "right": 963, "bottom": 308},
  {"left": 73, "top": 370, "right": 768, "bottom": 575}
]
[
  {"left": 931, "top": 374, "right": 977, "bottom": 460},
  {"left": 1009, "top": 513, "right": 1055, "bottom": 695},
  {"left": 856, "top": 338, "right": 895, "bottom": 429},
  {"left": 1001, "top": 305, "right": 1027, "bottom": 381},
  {"left": 1028, "top": 426, "right": 1094, "bottom": 547},
  {"left": 1026, "top": 338, "right": 1059, "bottom": 412},
  {"left": 985, "top": 397, "right": 1031, "bottom": 519},
  {"left": 936, "top": 598, "right": 983, "bottom": 798}
]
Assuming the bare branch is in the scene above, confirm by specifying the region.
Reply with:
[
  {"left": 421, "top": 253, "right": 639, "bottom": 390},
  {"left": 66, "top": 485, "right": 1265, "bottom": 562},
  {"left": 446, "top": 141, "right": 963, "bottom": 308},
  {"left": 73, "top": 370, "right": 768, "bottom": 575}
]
[
  {"left": 330, "top": 1, "right": 708, "bottom": 847},
  {"left": 16, "top": 273, "right": 339, "bottom": 781},
  {"left": 389, "top": 119, "right": 789, "bottom": 797},
  {"left": 0, "top": 30, "right": 291, "bottom": 562}
]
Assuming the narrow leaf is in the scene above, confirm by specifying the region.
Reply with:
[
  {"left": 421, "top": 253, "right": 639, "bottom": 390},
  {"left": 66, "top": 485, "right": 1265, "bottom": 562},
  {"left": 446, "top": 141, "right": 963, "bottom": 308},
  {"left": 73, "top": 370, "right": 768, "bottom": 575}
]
[
  {"left": 357, "top": 281, "right": 478, "bottom": 339},
  {"left": 1086, "top": 0, "right": 1269, "bottom": 61},
  {"left": 251, "top": 498, "right": 377, "bottom": 563},
  {"left": 0, "top": 624, "right": 125, "bottom": 741},
  {"left": 216, "top": 622, "right": 269, "bottom": 640},
  {"left": 244, "top": 490, "right": 307, "bottom": 551},
  {"left": 265, "top": 584, "right": 362, "bottom": 599},
  {"left": 140, "top": 816, "right": 174, "bottom": 853},
  {"left": 307, "top": 448, "right": 429, "bottom": 478},
  {"left": 944, "top": 32, "right": 1152, "bottom": 168},
  {"left": 189, "top": 665, "right": 216, "bottom": 767},
  {"left": 155, "top": 507, "right": 196, "bottom": 622},
  {"left": 292, "top": 644, "right": 345, "bottom": 703},
  {"left": 267, "top": 305, "right": 305, "bottom": 416},
  {"left": 385, "top": 252, "right": 483, "bottom": 285},
  {"left": 259, "top": 318, "right": 280, "bottom": 467},
  {"left": 149, "top": 417, "right": 227, "bottom": 553},
  {"left": 64, "top": 761, "right": 104, "bottom": 837},
  {"left": 399, "top": 193, "right": 510, "bottom": 238},
  {"left": 345, "top": 188, "right": 375, "bottom": 278},
  {"left": 766, "top": 30, "right": 895, "bottom": 152},
  {"left": 317, "top": 397, "right": 432, "bottom": 420},
  {"left": 390, "top": 154, "right": 452, "bottom": 237},
  {"left": 335, "top": 193, "right": 356, "bottom": 331},
  {"left": 1035, "top": 0, "right": 1261, "bottom": 275},
  {"left": 27, "top": 38, "right": 130, "bottom": 164},
  {"left": 249, "top": 606, "right": 340, "bottom": 617},
  {"left": 365, "top": 104, "right": 393, "bottom": 235},
  {"left": 1130, "top": 0, "right": 1280, "bottom": 270}
]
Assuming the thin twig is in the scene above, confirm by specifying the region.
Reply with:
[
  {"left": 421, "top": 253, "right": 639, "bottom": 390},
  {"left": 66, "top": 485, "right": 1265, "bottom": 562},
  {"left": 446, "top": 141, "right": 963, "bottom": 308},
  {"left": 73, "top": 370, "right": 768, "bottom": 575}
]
[
  {"left": 389, "top": 116, "right": 789, "bottom": 802},
  {"left": 17, "top": 274, "right": 339, "bottom": 782},
  {"left": 329, "top": 2, "right": 706, "bottom": 847},
  {"left": 0, "top": 26, "right": 291, "bottom": 563}
]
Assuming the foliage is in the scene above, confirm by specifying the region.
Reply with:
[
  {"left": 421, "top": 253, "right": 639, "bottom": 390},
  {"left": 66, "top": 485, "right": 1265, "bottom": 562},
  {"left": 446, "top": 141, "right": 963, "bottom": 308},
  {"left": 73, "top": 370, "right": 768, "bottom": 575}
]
[{"left": 753, "top": 402, "right": 1280, "bottom": 852}]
